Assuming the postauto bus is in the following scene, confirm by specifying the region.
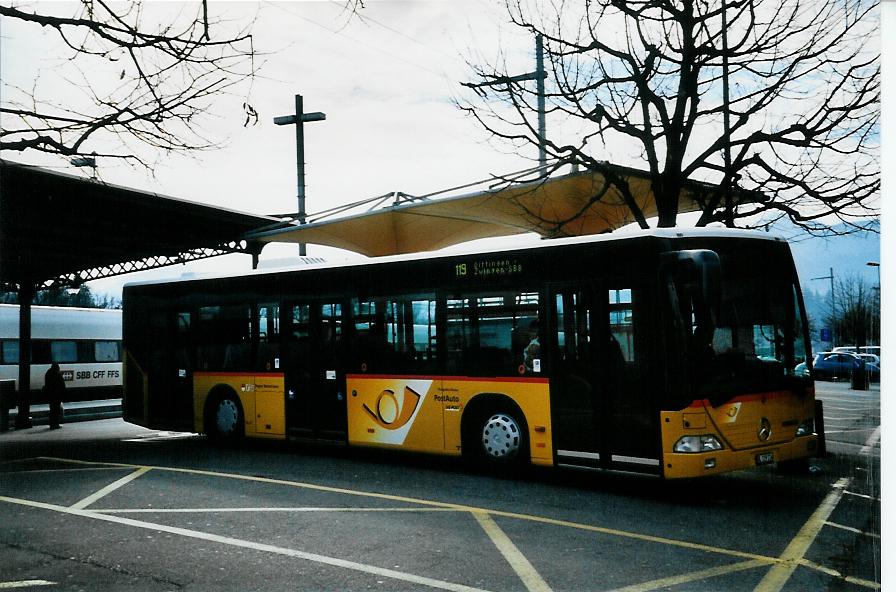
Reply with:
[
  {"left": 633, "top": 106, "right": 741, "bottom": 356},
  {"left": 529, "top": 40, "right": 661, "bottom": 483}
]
[{"left": 122, "top": 229, "right": 817, "bottom": 478}]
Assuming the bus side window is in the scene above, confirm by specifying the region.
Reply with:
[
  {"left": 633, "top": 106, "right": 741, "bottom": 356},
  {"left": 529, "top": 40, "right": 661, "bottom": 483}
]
[
  {"left": 353, "top": 299, "right": 387, "bottom": 371},
  {"left": 257, "top": 303, "right": 280, "bottom": 371},
  {"left": 609, "top": 288, "right": 634, "bottom": 362},
  {"left": 446, "top": 298, "right": 473, "bottom": 374},
  {"left": 197, "top": 305, "right": 251, "bottom": 371},
  {"left": 447, "top": 291, "right": 539, "bottom": 376},
  {"left": 383, "top": 296, "right": 437, "bottom": 373}
]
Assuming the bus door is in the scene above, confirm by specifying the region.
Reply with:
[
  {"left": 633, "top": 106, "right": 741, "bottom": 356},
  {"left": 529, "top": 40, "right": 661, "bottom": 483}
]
[
  {"left": 171, "top": 310, "right": 194, "bottom": 425},
  {"left": 549, "top": 284, "right": 606, "bottom": 467},
  {"left": 606, "top": 287, "right": 660, "bottom": 473},
  {"left": 283, "top": 301, "right": 347, "bottom": 441},
  {"left": 145, "top": 309, "right": 193, "bottom": 430},
  {"left": 550, "top": 284, "right": 658, "bottom": 472}
]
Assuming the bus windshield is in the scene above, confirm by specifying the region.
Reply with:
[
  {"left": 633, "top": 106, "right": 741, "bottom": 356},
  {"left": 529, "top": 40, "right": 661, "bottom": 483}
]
[{"left": 667, "top": 250, "right": 810, "bottom": 407}]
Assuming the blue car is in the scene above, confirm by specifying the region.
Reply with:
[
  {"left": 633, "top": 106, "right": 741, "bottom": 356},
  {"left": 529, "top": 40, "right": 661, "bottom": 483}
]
[{"left": 796, "top": 352, "right": 880, "bottom": 382}]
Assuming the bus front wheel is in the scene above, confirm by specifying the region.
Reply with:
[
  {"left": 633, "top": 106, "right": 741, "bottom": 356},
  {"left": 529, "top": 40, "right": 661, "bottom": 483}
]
[{"left": 206, "top": 391, "right": 244, "bottom": 442}]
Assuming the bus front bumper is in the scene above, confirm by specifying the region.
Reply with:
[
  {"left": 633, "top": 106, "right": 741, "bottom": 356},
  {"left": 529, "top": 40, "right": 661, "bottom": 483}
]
[{"left": 662, "top": 435, "right": 818, "bottom": 479}]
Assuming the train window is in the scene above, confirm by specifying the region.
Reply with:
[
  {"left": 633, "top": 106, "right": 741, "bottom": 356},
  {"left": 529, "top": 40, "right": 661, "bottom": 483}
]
[
  {"left": 51, "top": 340, "right": 78, "bottom": 363},
  {"left": 1, "top": 340, "right": 18, "bottom": 364},
  {"left": 78, "top": 341, "right": 94, "bottom": 362},
  {"left": 95, "top": 341, "right": 121, "bottom": 362},
  {"left": 31, "top": 340, "right": 51, "bottom": 364}
]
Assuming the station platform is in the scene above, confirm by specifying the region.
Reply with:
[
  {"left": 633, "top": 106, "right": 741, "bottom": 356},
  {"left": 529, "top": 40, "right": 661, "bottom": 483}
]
[{"left": 3, "top": 399, "right": 122, "bottom": 430}]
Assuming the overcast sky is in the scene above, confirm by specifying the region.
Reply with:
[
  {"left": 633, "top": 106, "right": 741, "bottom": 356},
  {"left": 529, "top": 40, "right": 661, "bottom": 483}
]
[
  {"left": 1, "top": 1, "right": 888, "bottom": 299},
  {"left": 2, "top": 0, "right": 558, "bottom": 296}
]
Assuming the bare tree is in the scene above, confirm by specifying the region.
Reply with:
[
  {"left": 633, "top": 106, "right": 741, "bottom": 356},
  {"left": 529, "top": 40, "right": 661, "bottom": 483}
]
[
  {"left": 0, "top": 1, "right": 259, "bottom": 169},
  {"left": 460, "top": 0, "right": 879, "bottom": 235},
  {"left": 830, "top": 275, "right": 878, "bottom": 348}
]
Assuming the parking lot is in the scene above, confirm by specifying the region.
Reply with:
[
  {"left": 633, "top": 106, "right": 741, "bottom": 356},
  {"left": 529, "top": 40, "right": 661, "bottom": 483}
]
[{"left": 0, "top": 382, "right": 881, "bottom": 591}]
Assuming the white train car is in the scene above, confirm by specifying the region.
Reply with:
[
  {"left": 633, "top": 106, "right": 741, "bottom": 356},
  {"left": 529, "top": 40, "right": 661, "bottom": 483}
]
[{"left": 0, "top": 304, "right": 122, "bottom": 402}]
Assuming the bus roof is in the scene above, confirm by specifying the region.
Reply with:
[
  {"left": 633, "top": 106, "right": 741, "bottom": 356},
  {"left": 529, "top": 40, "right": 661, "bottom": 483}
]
[{"left": 123, "top": 227, "right": 785, "bottom": 289}]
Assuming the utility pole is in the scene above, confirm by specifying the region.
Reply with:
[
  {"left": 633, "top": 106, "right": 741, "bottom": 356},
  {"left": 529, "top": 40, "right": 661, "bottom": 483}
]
[
  {"left": 274, "top": 94, "right": 326, "bottom": 256},
  {"left": 464, "top": 34, "right": 548, "bottom": 175},
  {"left": 867, "top": 261, "right": 880, "bottom": 345},
  {"left": 811, "top": 268, "right": 836, "bottom": 347},
  {"left": 721, "top": 0, "right": 733, "bottom": 227},
  {"left": 535, "top": 34, "right": 547, "bottom": 173}
]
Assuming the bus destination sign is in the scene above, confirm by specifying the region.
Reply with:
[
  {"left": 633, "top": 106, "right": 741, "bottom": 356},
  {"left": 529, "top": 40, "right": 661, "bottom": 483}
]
[{"left": 454, "top": 258, "right": 523, "bottom": 278}]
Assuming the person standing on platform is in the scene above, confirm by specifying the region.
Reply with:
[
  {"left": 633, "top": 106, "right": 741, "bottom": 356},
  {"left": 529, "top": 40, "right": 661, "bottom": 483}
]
[{"left": 44, "top": 363, "right": 65, "bottom": 429}]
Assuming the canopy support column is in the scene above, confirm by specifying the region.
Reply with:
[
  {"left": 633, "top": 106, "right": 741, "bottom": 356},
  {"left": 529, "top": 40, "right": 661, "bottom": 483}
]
[{"left": 15, "top": 282, "right": 34, "bottom": 429}]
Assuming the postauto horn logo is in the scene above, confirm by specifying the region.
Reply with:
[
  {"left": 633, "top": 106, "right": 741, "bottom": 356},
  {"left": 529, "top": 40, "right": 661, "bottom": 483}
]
[{"left": 363, "top": 386, "right": 422, "bottom": 430}]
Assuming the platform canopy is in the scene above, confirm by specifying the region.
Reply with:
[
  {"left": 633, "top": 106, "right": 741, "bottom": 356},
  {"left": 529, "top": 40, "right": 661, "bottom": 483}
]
[
  {"left": 247, "top": 165, "right": 747, "bottom": 257},
  {"left": 0, "top": 159, "right": 278, "bottom": 290}
]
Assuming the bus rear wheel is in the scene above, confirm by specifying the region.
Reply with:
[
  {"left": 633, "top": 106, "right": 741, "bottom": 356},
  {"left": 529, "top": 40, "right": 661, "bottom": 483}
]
[
  {"left": 464, "top": 405, "right": 529, "bottom": 470},
  {"left": 206, "top": 391, "right": 244, "bottom": 442},
  {"left": 482, "top": 412, "right": 523, "bottom": 461}
]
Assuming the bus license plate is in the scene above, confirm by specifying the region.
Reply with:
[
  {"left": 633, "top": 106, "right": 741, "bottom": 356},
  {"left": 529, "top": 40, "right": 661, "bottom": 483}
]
[{"left": 756, "top": 452, "right": 774, "bottom": 466}]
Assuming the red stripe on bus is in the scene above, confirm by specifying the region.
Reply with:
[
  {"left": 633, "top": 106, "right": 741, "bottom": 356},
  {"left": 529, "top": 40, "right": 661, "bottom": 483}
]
[
  {"left": 684, "top": 390, "right": 796, "bottom": 410},
  {"left": 345, "top": 374, "right": 550, "bottom": 384},
  {"left": 193, "top": 371, "right": 285, "bottom": 378}
]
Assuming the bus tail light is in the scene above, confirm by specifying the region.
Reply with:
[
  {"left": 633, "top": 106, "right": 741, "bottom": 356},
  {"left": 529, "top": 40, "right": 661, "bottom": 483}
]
[
  {"left": 674, "top": 435, "right": 723, "bottom": 453},
  {"left": 796, "top": 418, "right": 814, "bottom": 437}
]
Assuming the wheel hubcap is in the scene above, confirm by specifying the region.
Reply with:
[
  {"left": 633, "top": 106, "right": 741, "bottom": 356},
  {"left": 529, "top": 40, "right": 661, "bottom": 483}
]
[
  {"left": 481, "top": 413, "right": 521, "bottom": 460},
  {"left": 216, "top": 399, "right": 239, "bottom": 435}
]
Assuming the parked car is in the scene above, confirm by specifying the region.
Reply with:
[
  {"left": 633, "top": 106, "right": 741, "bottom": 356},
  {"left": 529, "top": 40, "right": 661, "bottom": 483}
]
[
  {"left": 833, "top": 345, "right": 881, "bottom": 361},
  {"left": 858, "top": 353, "right": 881, "bottom": 368},
  {"left": 797, "top": 351, "right": 880, "bottom": 382},
  {"left": 860, "top": 346, "right": 881, "bottom": 362}
]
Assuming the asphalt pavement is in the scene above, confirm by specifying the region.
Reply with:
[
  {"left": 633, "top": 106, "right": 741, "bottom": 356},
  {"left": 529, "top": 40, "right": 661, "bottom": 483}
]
[{"left": 0, "top": 381, "right": 882, "bottom": 591}]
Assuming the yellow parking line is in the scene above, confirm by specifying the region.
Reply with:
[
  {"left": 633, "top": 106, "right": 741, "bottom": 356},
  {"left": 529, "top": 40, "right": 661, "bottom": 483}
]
[
  {"left": 608, "top": 559, "right": 768, "bottom": 592},
  {"left": 38, "top": 455, "right": 878, "bottom": 590},
  {"left": 69, "top": 467, "right": 151, "bottom": 510},
  {"left": 0, "top": 494, "right": 491, "bottom": 592},
  {"left": 37, "top": 457, "right": 775, "bottom": 564},
  {"left": 99, "top": 506, "right": 465, "bottom": 514},
  {"left": 0, "top": 581, "right": 55, "bottom": 589},
  {"left": 860, "top": 426, "right": 881, "bottom": 455},
  {"left": 472, "top": 512, "right": 553, "bottom": 592},
  {"left": 753, "top": 477, "right": 851, "bottom": 592}
]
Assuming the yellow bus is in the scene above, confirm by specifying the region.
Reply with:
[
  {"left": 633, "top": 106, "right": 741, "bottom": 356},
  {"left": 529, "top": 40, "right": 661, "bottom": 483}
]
[{"left": 122, "top": 229, "right": 818, "bottom": 478}]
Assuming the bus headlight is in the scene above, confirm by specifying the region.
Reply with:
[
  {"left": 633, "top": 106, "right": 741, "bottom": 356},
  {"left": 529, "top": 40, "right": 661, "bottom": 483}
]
[
  {"left": 796, "top": 418, "right": 814, "bottom": 437},
  {"left": 674, "top": 435, "right": 723, "bottom": 453}
]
